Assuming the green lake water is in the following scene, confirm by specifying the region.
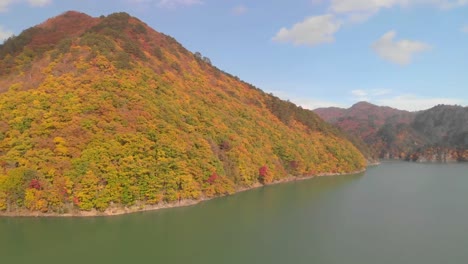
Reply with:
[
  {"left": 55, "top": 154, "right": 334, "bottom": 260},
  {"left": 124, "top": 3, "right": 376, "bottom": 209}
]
[{"left": 1, "top": 161, "right": 468, "bottom": 264}]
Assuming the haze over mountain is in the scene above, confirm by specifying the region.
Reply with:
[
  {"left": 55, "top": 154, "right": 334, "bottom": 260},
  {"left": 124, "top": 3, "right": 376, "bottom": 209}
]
[
  {"left": 315, "top": 102, "right": 468, "bottom": 162},
  {"left": 0, "top": 11, "right": 365, "bottom": 215}
]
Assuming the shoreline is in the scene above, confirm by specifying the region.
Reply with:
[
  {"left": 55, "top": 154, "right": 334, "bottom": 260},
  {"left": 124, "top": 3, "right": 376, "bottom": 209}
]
[{"left": 0, "top": 168, "right": 367, "bottom": 218}]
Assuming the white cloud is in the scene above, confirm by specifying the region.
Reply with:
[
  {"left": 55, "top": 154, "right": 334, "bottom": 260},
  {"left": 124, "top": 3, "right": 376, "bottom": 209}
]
[
  {"left": 272, "top": 14, "right": 342, "bottom": 47},
  {"left": 274, "top": 0, "right": 468, "bottom": 48},
  {"left": 376, "top": 94, "right": 465, "bottom": 111},
  {"left": 372, "top": 30, "right": 430, "bottom": 65},
  {"left": 0, "top": 25, "right": 13, "bottom": 42},
  {"left": 157, "top": 0, "right": 203, "bottom": 8},
  {"left": 231, "top": 5, "right": 247, "bottom": 15}
]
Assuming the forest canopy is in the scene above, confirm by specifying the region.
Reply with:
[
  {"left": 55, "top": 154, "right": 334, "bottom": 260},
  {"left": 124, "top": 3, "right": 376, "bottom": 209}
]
[{"left": 0, "top": 11, "right": 366, "bottom": 214}]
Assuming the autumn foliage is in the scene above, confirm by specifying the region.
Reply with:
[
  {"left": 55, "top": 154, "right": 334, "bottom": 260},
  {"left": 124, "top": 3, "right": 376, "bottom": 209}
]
[
  {"left": 0, "top": 11, "right": 366, "bottom": 213},
  {"left": 258, "top": 165, "right": 273, "bottom": 184},
  {"left": 315, "top": 102, "right": 468, "bottom": 161}
]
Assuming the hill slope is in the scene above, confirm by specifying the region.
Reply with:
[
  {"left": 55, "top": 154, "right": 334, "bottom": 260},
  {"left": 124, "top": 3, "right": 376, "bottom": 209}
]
[
  {"left": 315, "top": 102, "right": 468, "bottom": 161},
  {"left": 0, "top": 11, "right": 365, "bottom": 214}
]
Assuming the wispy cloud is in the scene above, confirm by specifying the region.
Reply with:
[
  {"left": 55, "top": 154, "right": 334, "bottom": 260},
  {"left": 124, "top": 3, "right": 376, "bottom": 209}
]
[
  {"left": 231, "top": 4, "right": 247, "bottom": 15},
  {"left": 330, "top": 0, "right": 468, "bottom": 16},
  {"left": 0, "top": 0, "right": 52, "bottom": 11},
  {"left": 272, "top": 14, "right": 342, "bottom": 47},
  {"left": 311, "top": 0, "right": 325, "bottom": 6},
  {"left": 372, "top": 88, "right": 392, "bottom": 96},
  {"left": 269, "top": 88, "right": 464, "bottom": 111},
  {"left": 376, "top": 94, "right": 465, "bottom": 111},
  {"left": 294, "top": 97, "right": 347, "bottom": 110},
  {"left": 269, "top": 90, "right": 346, "bottom": 110},
  {"left": 435, "top": 0, "right": 468, "bottom": 9},
  {"left": 0, "top": 25, "right": 13, "bottom": 42},
  {"left": 126, "top": 0, "right": 203, "bottom": 9},
  {"left": 372, "top": 30, "right": 431, "bottom": 65},
  {"left": 349, "top": 88, "right": 465, "bottom": 111},
  {"left": 28, "top": 0, "right": 51, "bottom": 7},
  {"left": 0, "top": 0, "right": 15, "bottom": 12},
  {"left": 461, "top": 24, "right": 468, "bottom": 33},
  {"left": 157, "top": 0, "right": 203, "bottom": 8},
  {"left": 351, "top": 88, "right": 392, "bottom": 101},
  {"left": 351, "top": 89, "right": 369, "bottom": 101}
]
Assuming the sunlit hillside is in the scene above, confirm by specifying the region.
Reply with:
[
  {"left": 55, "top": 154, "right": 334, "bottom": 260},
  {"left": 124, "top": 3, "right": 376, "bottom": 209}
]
[{"left": 0, "top": 11, "right": 365, "bottom": 214}]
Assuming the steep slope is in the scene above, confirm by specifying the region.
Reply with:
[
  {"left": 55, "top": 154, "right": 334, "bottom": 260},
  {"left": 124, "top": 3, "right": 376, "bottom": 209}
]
[
  {"left": 315, "top": 102, "right": 468, "bottom": 161},
  {"left": 0, "top": 11, "right": 366, "bottom": 214}
]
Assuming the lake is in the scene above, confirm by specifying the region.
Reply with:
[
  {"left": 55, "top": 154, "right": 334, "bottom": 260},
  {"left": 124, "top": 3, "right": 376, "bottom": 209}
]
[{"left": 1, "top": 161, "right": 468, "bottom": 264}]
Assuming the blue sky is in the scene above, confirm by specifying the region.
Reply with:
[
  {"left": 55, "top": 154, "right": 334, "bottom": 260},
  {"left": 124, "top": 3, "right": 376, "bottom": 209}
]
[{"left": 1, "top": 0, "right": 467, "bottom": 111}]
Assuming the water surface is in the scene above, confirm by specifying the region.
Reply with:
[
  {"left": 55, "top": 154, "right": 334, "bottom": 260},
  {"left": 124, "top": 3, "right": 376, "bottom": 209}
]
[{"left": 1, "top": 162, "right": 467, "bottom": 264}]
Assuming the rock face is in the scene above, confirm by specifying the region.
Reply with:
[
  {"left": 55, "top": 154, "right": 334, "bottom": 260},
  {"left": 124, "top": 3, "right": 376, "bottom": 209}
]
[
  {"left": 408, "top": 148, "right": 468, "bottom": 163},
  {"left": 0, "top": 11, "right": 365, "bottom": 214},
  {"left": 315, "top": 102, "right": 468, "bottom": 162}
]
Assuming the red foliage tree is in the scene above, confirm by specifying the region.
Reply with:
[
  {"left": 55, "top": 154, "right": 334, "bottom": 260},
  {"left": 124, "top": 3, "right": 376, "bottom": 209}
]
[
  {"left": 29, "top": 179, "right": 42, "bottom": 190},
  {"left": 206, "top": 173, "right": 218, "bottom": 184},
  {"left": 259, "top": 165, "right": 269, "bottom": 184},
  {"left": 73, "top": 196, "right": 80, "bottom": 206},
  {"left": 259, "top": 165, "right": 268, "bottom": 178}
]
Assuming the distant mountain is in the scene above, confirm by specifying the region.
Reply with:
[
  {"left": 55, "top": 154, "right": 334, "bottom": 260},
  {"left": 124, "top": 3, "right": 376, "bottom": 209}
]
[
  {"left": 315, "top": 102, "right": 468, "bottom": 162},
  {"left": 315, "top": 101, "right": 412, "bottom": 125},
  {"left": 315, "top": 102, "right": 416, "bottom": 159},
  {"left": 0, "top": 11, "right": 365, "bottom": 214},
  {"left": 413, "top": 105, "right": 468, "bottom": 146}
]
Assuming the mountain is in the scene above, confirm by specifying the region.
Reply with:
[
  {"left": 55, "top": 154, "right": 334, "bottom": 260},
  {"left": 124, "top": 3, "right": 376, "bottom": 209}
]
[
  {"left": 412, "top": 105, "right": 468, "bottom": 146},
  {"left": 408, "top": 105, "right": 468, "bottom": 162},
  {"left": 314, "top": 101, "right": 411, "bottom": 124},
  {"left": 315, "top": 102, "right": 416, "bottom": 159},
  {"left": 0, "top": 11, "right": 365, "bottom": 214},
  {"left": 315, "top": 102, "right": 468, "bottom": 162}
]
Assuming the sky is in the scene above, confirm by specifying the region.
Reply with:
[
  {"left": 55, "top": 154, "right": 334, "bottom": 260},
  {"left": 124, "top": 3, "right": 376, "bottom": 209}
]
[{"left": 1, "top": 0, "right": 468, "bottom": 111}]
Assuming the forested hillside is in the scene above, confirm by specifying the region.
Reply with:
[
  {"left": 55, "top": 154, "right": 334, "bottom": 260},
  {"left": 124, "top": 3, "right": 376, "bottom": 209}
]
[
  {"left": 315, "top": 102, "right": 468, "bottom": 162},
  {"left": 0, "top": 11, "right": 365, "bottom": 214}
]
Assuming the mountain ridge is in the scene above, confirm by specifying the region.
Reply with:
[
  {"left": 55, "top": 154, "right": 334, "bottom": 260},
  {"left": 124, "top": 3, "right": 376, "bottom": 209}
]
[{"left": 315, "top": 102, "right": 468, "bottom": 161}]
